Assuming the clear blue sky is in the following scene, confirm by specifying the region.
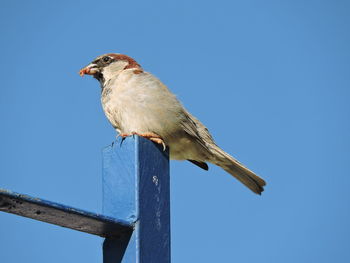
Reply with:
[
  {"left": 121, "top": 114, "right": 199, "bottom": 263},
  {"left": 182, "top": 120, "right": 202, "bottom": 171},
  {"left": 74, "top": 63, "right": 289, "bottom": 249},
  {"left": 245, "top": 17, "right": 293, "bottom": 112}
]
[{"left": 0, "top": 1, "right": 349, "bottom": 262}]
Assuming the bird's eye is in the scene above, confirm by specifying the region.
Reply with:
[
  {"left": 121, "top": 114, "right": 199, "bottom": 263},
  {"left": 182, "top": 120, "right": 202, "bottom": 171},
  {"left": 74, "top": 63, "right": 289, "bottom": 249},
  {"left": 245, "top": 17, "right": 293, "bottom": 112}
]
[{"left": 103, "top": 56, "right": 111, "bottom": 63}]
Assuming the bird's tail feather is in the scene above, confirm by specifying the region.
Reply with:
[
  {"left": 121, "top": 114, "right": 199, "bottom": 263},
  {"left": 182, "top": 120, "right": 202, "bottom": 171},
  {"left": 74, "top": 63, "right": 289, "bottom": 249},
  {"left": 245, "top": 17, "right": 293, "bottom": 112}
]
[{"left": 210, "top": 145, "right": 266, "bottom": 194}]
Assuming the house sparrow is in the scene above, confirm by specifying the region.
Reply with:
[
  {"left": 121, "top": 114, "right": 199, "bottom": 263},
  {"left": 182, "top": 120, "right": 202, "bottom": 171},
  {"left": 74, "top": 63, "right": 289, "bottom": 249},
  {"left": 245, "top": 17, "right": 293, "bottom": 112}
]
[{"left": 79, "top": 53, "right": 266, "bottom": 194}]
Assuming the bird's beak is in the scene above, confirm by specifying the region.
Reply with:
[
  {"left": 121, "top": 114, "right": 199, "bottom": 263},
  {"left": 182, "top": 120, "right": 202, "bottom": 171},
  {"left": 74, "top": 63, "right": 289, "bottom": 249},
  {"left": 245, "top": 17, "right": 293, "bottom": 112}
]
[{"left": 79, "top": 63, "right": 99, "bottom": 77}]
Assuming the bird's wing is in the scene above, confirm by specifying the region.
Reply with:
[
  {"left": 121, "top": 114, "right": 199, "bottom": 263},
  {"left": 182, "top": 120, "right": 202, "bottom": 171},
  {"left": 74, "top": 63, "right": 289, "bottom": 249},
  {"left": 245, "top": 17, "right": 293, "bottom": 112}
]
[{"left": 180, "top": 109, "right": 216, "bottom": 151}]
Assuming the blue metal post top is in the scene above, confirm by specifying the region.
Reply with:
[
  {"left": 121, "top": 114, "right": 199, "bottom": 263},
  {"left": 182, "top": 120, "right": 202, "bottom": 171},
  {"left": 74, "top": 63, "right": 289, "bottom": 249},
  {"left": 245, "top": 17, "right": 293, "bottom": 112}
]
[
  {"left": 0, "top": 188, "right": 132, "bottom": 237},
  {"left": 102, "top": 136, "right": 171, "bottom": 263}
]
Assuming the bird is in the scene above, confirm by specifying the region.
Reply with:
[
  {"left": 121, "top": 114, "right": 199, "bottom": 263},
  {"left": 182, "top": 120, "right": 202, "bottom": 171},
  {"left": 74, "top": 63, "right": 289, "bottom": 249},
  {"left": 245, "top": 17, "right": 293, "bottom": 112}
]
[{"left": 79, "top": 53, "right": 266, "bottom": 194}]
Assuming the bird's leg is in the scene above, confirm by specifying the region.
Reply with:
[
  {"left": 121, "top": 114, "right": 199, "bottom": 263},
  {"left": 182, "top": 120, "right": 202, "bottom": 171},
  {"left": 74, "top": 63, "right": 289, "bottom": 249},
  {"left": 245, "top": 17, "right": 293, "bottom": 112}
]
[
  {"left": 116, "top": 133, "right": 134, "bottom": 139},
  {"left": 119, "top": 133, "right": 132, "bottom": 138},
  {"left": 131, "top": 132, "right": 166, "bottom": 151}
]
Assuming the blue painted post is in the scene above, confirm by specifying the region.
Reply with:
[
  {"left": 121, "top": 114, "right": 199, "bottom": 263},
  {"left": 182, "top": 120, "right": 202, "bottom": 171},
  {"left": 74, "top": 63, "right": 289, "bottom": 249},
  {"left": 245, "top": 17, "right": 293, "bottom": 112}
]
[{"left": 102, "top": 136, "right": 170, "bottom": 263}]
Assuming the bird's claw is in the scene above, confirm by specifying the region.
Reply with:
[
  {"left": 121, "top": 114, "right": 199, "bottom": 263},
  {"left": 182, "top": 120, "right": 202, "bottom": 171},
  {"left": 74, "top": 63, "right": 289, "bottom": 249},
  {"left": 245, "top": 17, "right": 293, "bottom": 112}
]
[
  {"left": 116, "top": 133, "right": 132, "bottom": 146},
  {"left": 116, "top": 132, "right": 166, "bottom": 151},
  {"left": 149, "top": 137, "right": 166, "bottom": 151},
  {"left": 131, "top": 132, "right": 167, "bottom": 151}
]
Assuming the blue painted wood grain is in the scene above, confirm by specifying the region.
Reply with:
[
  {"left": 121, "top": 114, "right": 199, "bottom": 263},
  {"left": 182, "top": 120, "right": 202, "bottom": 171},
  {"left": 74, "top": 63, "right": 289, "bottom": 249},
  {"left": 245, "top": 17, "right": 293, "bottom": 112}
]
[{"left": 102, "top": 136, "right": 171, "bottom": 263}]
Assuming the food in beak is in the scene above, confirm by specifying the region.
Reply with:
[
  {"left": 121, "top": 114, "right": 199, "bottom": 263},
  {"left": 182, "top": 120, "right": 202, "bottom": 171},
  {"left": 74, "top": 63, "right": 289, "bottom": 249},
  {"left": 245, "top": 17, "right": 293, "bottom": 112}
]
[{"left": 79, "top": 66, "right": 99, "bottom": 77}]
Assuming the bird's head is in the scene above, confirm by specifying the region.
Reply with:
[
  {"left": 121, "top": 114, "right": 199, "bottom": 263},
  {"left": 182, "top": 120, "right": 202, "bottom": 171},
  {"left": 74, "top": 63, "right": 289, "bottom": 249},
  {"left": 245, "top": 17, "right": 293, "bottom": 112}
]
[{"left": 79, "top": 53, "right": 142, "bottom": 83}]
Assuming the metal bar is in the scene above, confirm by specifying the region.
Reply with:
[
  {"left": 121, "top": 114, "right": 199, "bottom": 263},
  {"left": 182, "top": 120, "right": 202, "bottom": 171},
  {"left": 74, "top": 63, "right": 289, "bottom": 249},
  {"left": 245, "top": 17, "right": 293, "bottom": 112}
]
[
  {"left": 102, "top": 136, "right": 171, "bottom": 263},
  {"left": 0, "top": 188, "right": 132, "bottom": 237}
]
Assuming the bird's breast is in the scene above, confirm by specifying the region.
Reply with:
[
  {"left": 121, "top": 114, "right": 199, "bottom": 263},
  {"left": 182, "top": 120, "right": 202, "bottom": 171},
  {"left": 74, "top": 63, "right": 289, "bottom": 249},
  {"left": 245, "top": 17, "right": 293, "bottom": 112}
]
[{"left": 101, "top": 71, "right": 185, "bottom": 138}]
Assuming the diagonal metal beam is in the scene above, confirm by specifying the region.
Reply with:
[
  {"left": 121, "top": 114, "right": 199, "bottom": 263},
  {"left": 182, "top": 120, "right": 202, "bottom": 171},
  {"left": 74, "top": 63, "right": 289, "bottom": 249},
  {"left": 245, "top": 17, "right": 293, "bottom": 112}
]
[{"left": 0, "top": 188, "right": 132, "bottom": 237}]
